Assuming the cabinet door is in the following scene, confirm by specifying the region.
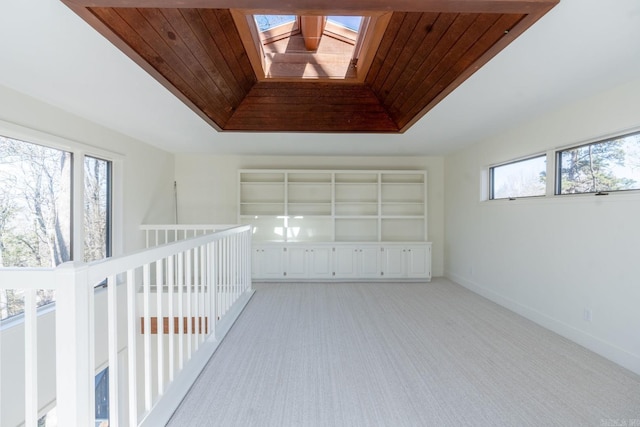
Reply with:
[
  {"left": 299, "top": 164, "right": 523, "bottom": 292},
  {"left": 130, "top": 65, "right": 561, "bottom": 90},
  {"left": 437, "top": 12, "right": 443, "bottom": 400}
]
[
  {"left": 251, "top": 248, "right": 262, "bottom": 279},
  {"left": 359, "top": 246, "right": 381, "bottom": 278},
  {"left": 254, "top": 246, "right": 284, "bottom": 279},
  {"left": 309, "top": 246, "right": 333, "bottom": 279},
  {"left": 334, "top": 246, "right": 357, "bottom": 278},
  {"left": 284, "top": 246, "right": 307, "bottom": 279},
  {"left": 406, "top": 245, "right": 430, "bottom": 278},
  {"left": 381, "top": 246, "right": 405, "bottom": 278}
]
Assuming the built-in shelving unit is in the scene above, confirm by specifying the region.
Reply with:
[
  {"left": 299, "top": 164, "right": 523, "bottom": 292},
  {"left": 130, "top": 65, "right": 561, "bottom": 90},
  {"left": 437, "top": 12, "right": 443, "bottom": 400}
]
[
  {"left": 239, "top": 169, "right": 431, "bottom": 280},
  {"left": 239, "top": 169, "right": 427, "bottom": 243}
]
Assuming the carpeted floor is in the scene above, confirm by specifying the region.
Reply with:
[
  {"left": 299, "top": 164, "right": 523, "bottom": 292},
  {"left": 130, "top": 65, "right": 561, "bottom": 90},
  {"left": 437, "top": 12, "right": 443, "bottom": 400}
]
[{"left": 167, "top": 279, "right": 640, "bottom": 426}]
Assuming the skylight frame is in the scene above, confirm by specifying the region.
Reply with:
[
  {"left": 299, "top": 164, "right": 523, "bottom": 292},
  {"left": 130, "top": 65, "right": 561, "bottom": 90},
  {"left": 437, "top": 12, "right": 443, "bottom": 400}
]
[{"left": 234, "top": 11, "right": 385, "bottom": 82}]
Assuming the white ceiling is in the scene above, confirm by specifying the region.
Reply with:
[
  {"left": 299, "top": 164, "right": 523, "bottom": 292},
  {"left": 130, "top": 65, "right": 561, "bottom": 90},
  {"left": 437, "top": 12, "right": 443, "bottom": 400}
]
[{"left": 1, "top": 0, "right": 639, "bottom": 156}]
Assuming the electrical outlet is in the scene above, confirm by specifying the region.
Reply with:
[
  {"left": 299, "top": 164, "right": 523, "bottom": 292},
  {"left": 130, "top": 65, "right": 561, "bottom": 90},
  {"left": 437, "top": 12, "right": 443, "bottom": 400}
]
[{"left": 583, "top": 308, "right": 592, "bottom": 322}]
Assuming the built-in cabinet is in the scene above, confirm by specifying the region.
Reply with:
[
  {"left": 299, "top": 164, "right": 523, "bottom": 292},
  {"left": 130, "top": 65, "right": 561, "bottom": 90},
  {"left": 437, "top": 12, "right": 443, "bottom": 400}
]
[
  {"left": 252, "top": 245, "right": 284, "bottom": 280},
  {"left": 381, "top": 244, "right": 431, "bottom": 279},
  {"left": 240, "top": 169, "right": 431, "bottom": 281},
  {"left": 252, "top": 243, "right": 432, "bottom": 281},
  {"left": 334, "top": 245, "right": 381, "bottom": 279}
]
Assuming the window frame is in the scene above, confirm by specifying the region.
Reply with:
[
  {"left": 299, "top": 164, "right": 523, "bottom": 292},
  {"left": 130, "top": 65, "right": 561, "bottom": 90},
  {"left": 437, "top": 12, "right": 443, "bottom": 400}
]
[
  {"left": 554, "top": 130, "right": 640, "bottom": 196},
  {"left": 0, "top": 119, "right": 122, "bottom": 323},
  {"left": 83, "top": 154, "right": 113, "bottom": 262},
  {"left": 489, "top": 154, "right": 548, "bottom": 200}
]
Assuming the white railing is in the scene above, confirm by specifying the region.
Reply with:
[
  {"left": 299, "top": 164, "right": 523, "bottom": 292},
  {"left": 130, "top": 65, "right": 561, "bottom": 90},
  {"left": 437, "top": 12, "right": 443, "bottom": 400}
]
[
  {"left": 0, "top": 225, "right": 253, "bottom": 427},
  {"left": 141, "top": 224, "right": 238, "bottom": 247}
]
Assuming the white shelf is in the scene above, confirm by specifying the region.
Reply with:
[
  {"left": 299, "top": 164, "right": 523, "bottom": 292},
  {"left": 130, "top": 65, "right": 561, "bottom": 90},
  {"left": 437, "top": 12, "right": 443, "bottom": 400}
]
[{"left": 238, "top": 169, "right": 427, "bottom": 243}]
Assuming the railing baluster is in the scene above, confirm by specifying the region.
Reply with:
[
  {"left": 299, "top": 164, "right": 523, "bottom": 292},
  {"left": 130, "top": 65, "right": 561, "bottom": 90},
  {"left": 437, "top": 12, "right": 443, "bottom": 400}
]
[
  {"left": 226, "top": 237, "right": 231, "bottom": 315},
  {"left": 178, "top": 252, "right": 185, "bottom": 370},
  {"left": 168, "top": 255, "right": 175, "bottom": 382},
  {"left": 126, "top": 268, "right": 138, "bottom": 427},
  {"left": 186, "top": 249, "right": 192, "bottom": 360},
  {"left": 107, "top": 274, "right": 119, "bottom": 427},
  {"left": 156, "top": 259, "right": 164, "bottom": 396},
  {"left": 235, "top": 234, "right": 240, "bottom": 300},
  {"left": 198, "top": 245, "right": 203, "bottom": 342},
  {"left": 206, "top": 242, "right": 213, "bottom": 339},
  {"left": 24, "top": 288, "right": 37, "bottom": 427},
  {"left": 193, "top": 246, "right": 200, "bottom": 350},
  {"left": 201, "top": 244, "right": 206, "bottom": 341},
  {"left": 200, "top": 244, "right": 204, "bottom": 340},
  {"left": 217, "top": 239, "right": 221, "bottom": 327},
  {"left": 219, "top": 239, "right": 224, "bottom": 317},
  {"left": 143, "top": 263, "right": 152, "bottom": 412}
]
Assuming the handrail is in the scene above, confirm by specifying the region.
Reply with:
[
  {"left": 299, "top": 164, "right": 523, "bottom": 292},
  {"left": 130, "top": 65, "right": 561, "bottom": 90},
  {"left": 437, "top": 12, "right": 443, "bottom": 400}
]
[
  {"left": 0, "top": 224, "right": 253, "bottom": 427},
  {"left": 89, "top": 225, "right": 249, "bottom": 285},
  {"left": 139, "top": 224, "right": 238, "bottom": 231},
  {"left": 0, "top": 268, "right": 57, "bottom": 290},
  {"left": 140, "top": 224, "right": 238, "bottom": 248}
]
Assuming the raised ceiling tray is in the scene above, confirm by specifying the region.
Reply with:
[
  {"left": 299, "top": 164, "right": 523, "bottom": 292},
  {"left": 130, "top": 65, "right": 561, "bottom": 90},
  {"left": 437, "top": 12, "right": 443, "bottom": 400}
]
[{"left": 61, "top": 0, "right": 558, "bottom": 133}]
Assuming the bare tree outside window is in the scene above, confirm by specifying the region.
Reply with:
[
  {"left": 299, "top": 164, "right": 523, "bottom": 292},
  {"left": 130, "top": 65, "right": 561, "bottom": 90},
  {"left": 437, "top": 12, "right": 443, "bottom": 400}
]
[
  {"left": 0, "top": 136, "right": 71, "bottom": 319},
  {"left": 84, "top": 156, "right": 111, "bottom": 263},
  {"left": 1, "top": 137, "right": 112, "bottom": 320}
]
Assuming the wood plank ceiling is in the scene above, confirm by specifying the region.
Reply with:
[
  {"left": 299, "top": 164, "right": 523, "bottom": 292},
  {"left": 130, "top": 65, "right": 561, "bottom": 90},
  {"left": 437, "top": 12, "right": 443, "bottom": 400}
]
[{"left": 61, "top": 0, "right": 558, "bottom": 133}]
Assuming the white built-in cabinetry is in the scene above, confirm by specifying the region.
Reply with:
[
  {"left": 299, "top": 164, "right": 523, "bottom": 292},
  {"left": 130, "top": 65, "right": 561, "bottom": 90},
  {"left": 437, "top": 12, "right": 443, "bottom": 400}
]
[{"left": 240, "top": 169, "right": 431, "bottom": 281}]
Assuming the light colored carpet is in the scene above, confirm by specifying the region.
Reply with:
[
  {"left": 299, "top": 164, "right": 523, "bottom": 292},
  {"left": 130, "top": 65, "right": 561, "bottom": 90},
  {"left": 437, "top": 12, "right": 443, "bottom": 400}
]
[{"left": 167, "top": 279, "right": 640, "bottom": 426}]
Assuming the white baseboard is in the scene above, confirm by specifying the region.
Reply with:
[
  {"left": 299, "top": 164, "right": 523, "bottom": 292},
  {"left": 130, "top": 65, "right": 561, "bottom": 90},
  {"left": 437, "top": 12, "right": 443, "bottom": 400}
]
[{"left": 445, "top": 271, "right": 640, "bottom": 376}]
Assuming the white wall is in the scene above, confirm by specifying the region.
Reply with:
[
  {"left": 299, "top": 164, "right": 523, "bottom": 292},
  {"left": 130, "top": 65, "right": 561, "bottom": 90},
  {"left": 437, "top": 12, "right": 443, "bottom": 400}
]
[
  {"left": 0, "top": 84, "right": 176, "bottom": 425},
  {"left": 0, "top": 84, "right": 176, "bottom": 254},
  {"left": 444, "top": 77, "right": 640, "bottom": 375},
  {"left": 174, "top": 155, "right": 445, "bottom": 277}
]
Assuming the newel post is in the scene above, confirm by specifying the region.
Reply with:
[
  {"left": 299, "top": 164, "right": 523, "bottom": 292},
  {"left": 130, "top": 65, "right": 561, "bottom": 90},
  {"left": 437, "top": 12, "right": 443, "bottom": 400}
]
[{"left": 55, "top": 261, "right": 95, "bottom": 427}]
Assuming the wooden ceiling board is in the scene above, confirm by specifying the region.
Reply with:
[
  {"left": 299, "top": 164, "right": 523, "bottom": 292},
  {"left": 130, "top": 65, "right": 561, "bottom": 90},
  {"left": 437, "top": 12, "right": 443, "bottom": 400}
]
[
  {"left": 225, "top": 82, "right": 398, "bottom": 132},
  {"left": 62, "top": 0, "right": 559, "bottom": 133},
  {"left": 368, "top": 13, "right": 427, "bottom": 92},
  {"left": 373, "top": 12, "right": 442, "bottom": 100},
  {"left": 383, "top": 13, "right": 507, "bottom": 126},
  {"left": 177, "top": 9, "right": 252, "bottom": 100},
  {"left": 89, "top": 7, "right": 255, "bottom": 128},
  {"left": 363, "top": 12, "right": 405, "bottom": 91},
  {"left": 153, "top": 8, "right": 243, "bottom": 106},
  {"left": 64, "top": 0, "right": 557, "bottom": 15},
  {"left": 396, "top": 13, "right": 526, "bottom": 129},
  {"left": 376, "top": 13, "right": 467, "bottom": 109},
  {"left": 202, "top": 9, "right": 256, "bottom": 90}
]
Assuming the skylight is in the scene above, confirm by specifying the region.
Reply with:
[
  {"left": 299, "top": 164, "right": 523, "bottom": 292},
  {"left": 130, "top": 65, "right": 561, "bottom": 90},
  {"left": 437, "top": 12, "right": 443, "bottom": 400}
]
[
  {"left": 255, "top": 15, "right": 296, "bottom": 32},
  {"left": 327, "top": 16, "right": 362, "bottom": 31}
]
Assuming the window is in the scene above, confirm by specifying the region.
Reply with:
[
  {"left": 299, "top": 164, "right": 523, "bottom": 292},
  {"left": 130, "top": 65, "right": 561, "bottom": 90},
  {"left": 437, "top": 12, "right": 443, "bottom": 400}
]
[
  {"left": 490, "top": 155, "right": 547, "bottom": 200},
  {"left": 0, "top": 136, "right": 72, "bottom": 320},
  {"left": 327, "top": 16, "right": 363, "bottom": 31},
  {"left": 0, "top": 135, "right": 114, "bottom": 320},
  {"left": 556, "top": 131, "right": 640, "bottom": 195},
  {"left": 84, "top": 156, "right": 112, "bottom": 262},
  {"left": 254, "top": 15, "right": 297, "bottom": 33},
  {"left": 95, "top": 367, "right": 110, "bottom": 426},
  {"left": 34, "top": 367, "right": 110, "bottom": 426},
  {"left": 0, "top": 136, "right": 72, "bottom": 268},
  {"left": 249, "top": 13, "right": 367, "bottom": 79}
]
